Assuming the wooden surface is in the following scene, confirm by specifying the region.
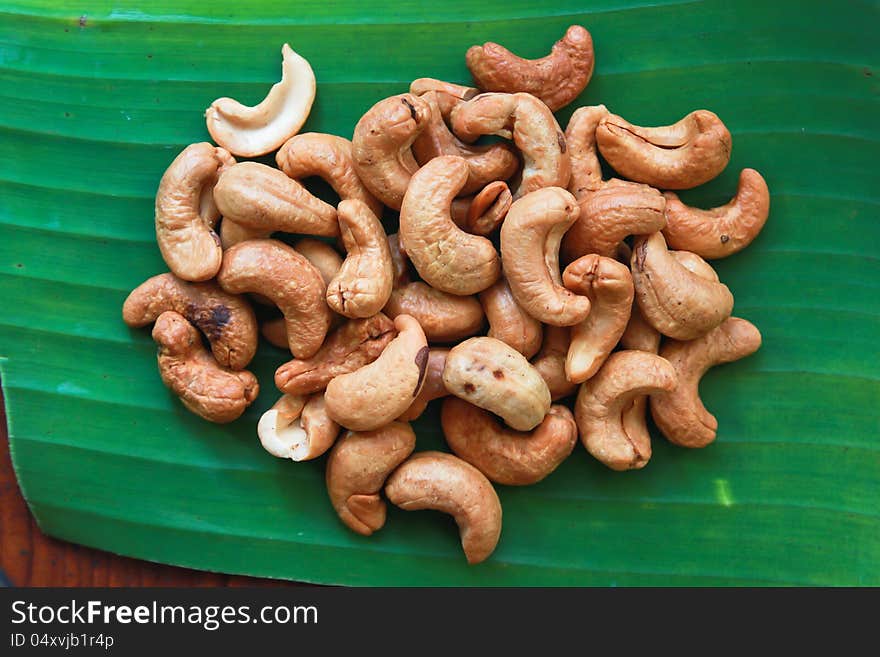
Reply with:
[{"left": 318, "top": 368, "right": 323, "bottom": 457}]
[{"left": 0, "top": 382, "right": 291, "bottom": 587}]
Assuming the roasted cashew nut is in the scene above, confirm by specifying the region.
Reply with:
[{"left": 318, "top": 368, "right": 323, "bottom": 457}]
[
  {"left": 276, "top": 132, "right": 384, "bottom": 218},
  {"left": 450, "top": 92, "right": 571, "bottom": 198},
  {"left": 575, "top": 350, "right": 677, "bottom": 471},
  {"left": 274, "top": 313, "right": 396, "bottom": 396},
  {"left": 324, "top": 314, "right": 429, "bottom": 431},
  {"left": 400, "top": 155, "right": 501, "bottom": 295},
  {"left": 631, "top": 232, "right": 734, "bottom": 340},
  {"left": 466, "top": 25, "right": 595, "bottom": 112},
  {"left": 651, "top": 317, "right": 762, "bottom": 448},
  {"left": 442, "top": 397, "right": 577, "bottom": 486},
  {"left": 154, "top": 142, "right": 234, "bottom": 282},
  {"left": 596, "top": 110, "right": 732, "bottom": 189},
  {"left": 385, "top": 451, "right": 502, "bottom": 565},
  {"left": 326, "top": 422, "right": 416, "bottom": 536},
  {"left": 122, "top": 272, "right": 257, "bottom": 370},
  {"left": 410, "top": 78, "right": 478, "bottom": 119},
  {"left": 500, "top": 187, "right": 591, "bottom": 326},
  {"left": 562, "top": 255, "right": 634, "bottom": 383},
  {"left": 449, "top": 181, "right": 513, "bottom": 236},
  {"left": 352, "top": 93, "right": 430, "bottom": 210},
  {"left": 565, "top": 104, "right": 609, "bottom": 198},
  {"left": 325, "top": 200, "right": 394, "bottom": 318},
  {"left": 398, "top": 348, "right": 450, "bottom": 421},
  {"left": 293, "top": 238, "right": 344, "bottom": 286},
  {"left": 479, "top": 276, "right": 543, "bottom": 359},
  {"left": 443, "top": 336, "right": 551, "bottom": 432},
  {"left": 152, "top": 311, "right": 258, "bottom": 423},
  {"left": 412, "top": 91, "right": 519, "bottom": 196},
  {"left": 387, "top": 233, "right": 411, "bottom": 287},
  {"left": 663, "top": 168, "right": 770, "bottom": 259},
  {"left": 217, "top": 239, "right": 331, "bottom": 359},
  {"left": 531, "top": 325, "right": 577, "bottom": 401},
  {"left": 205, "top": 44, "right": 316, "bottom": 157},
  {"left": 214, "top": 162, "right": 339, "bottom": 240},
  {"left": 261, "top": 317, "right": 290, "bottom": 350},
  {"left": 258, "top": 393, "right": 340, "bottom": 462},
  {"left": 619, "top": 298, "right": 661, "bottom": 353},
  {"left": 384, "top": 282, "right": 485, "bottom": 343}
]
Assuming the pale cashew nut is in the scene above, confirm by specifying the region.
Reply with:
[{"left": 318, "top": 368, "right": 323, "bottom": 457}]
[
  {"left": 650, "top": 317, "right": 762, "bottom": 448},
  {"left": 479, "top": 276, "right": 543, "bottom": 359},
  {"left": 152, "top": 311, "right": 258, "bottom": 423},
  {"left": 631, "top": 232, "right": 734, "bottom": 340},
  {"left": 258, "top": 393, "right": 340, "bottom": 462},
  {"left": 410, "top": 78, "right": 478, "bottom": 118},
  {"left": 384, "top": 282, "right": 485, "bottom": 343},
  {"left": 400, "top": 155, "right": 501, "bottom": 295},
  {"left": 274, "top": 313, "right": 396, "bottom": 396},
  {"left": 324, "top": 315, "right": 429, "bottom": 431},
  {"left": 575, "top": 350, "right": 677, "bottom": 471},
  {"left": 442, "top": 397, "right": 577, "bottom": 486},
  {"left": 596, "top": 110, "right": 732, "bottom": 189},
  {"left": 443, "top": 336, "right": 551, "bottom": 431},
  {"left": 663, "top": 168, "right": 770, "bottom": 259},
  {"left": 412, "top": 91, "right": 519, "bottom": 196},
  {"left": 531, "top": 325, "right": 577, "bottom": 401},
  {"left": 214, "top": 162, "right": 339, "bottom": 239},
  {"left": 466, "top": 25, "right": 595, "bottom": 112},
  {"left": 122, "top": 272, "right": 257, "bottom": 370},
  {"left": 155, "top": 142, "right": 234, "bottom": 282},
  {"left": 450, "top": 92, "right": 571, "bottom": 198},
  {"left": 500, "top": 187, "right": 591, "bottom": 326},
  {"left": 398, "top": 348, "right": 450, "bottom": 421},
  {"left": 385, "top": 451, "right": 502, "bottom": 565},
  {"left": 562, "top": 255, "right": 634, "bottom": 383},
  {"left": 276, "top": 132, "right": 384, "bottom": 218},
  {"left": 325, "top": 200, "right": 393, "bottom": 318},
  {"left": 325, "top": 422, "right": 416, "bottom": 536},
  {"left": 217, "top": 239, "right": 331, "bottom": 359},
  {"left": 352, "top": 93, "right": 430, "bottom": 210},
  {"left": 205, "top": 44, "right": 316, "bottom": 157}
]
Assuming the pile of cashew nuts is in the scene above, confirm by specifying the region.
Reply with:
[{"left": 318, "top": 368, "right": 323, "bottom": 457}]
[{"left": 122, "top": 27, "right": 768, "bottom": 565}]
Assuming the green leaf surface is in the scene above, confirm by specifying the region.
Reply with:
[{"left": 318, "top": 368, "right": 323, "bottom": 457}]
[{"left": 2, "top": 0, "right": 878, "bottom": 585}]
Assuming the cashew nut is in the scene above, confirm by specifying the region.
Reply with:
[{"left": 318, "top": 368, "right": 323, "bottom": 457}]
[
  {"left": 258, "top": 393, "right": 340, "bottom": 462},
  {"left": 274, "top": 313, "right": 396, "bottom": 396},
  {"left": 293, "top": 238, "right": 344, "bottom": 286},
  {"left": 122, "top": 272, "right": 257, "bottom": 370},
  {"left": 324, "top": 314, "right": 429, "bottom": 431},
  {"left": 398, "top": 348, "right": 450, "bottom": 421},
  {"left": 385, "top": 451, "right": 502, "bottom": 565},
  {"left": 565, "top": 104, "right": 609, "bottom": 198},
  {"left": 214, "top": 162, "right": 339, "bottom": 239},
  {"left": 662, "top": 168, "right": 770, "bottom": 259},
  {"left": 219, "top": 218, "right": 267, "bottom": 250},
  {"left": 562, "top": 255, "right": 634, "bottom": 383},
  {"left": 443, "top": 336, "right": 551, "bottom": 431},
  {"left": 631, "top": 232, "right": 734, "bottom": 340},
  {"left": 387, "top": 233, "right": 411, "bottom": 287},
  {"left": 619, "top": 298, "right": 661, "bottom": 353},
  {"left": 152, "top": 311, "right": 258, "bottom": 423},
  {"left": 575, "top": 350, "right": 677, "bottom": 471},
  {"left": 352, "top": 93, "right": 430, "bottom": 210},
  {"left": 154, "top": 142, "right": 234, "bottom": 282},
  {"left": 500, "top": 187, "right": 591, "bottom": 326},
  {"left": 450, "top": 92, "right": 571, "bottom": 198},
  {"left": 399, "top": 155, "right": 501, "bottom": 295},
  {"left": 466, "top": 25, "right": 595, "bottom": 112},
  {"left": 442, "top": 397, "right": 577, "bottom": 486},
  {"left": 275, "top": 132, "right": 384, "bottom": 218},
  {"left": 384, "top": 282, "right": 485, "bottom": 343},
  {"left": 531, "top": 325, "right": 577, "bottom": 401},
  {"left": 450, "top": 180, "right": 513, "bottom": 236},
  {"left": 410, "top": 78, "right": 478, "bottom": 118},
  {"left": 596, "top": 110, "right": 732, "bottom": 189},
  {"left": 650, "top": 317, "right": 762, "bottom": 448},
  {"left": 479, "top": 276, "right": 543, "bottom": 359},
  {"left": 325, "top": 200, "right": 394, "bottom": 318},
  {"left": 325, "top": 422, "right": 417, "bottom": 536},
  {"left": 205, "top": 44, "right": 316, "bottom": 157},
  {"left": 217, "top": 239, "right": 331, "bottom": 359},
  {"left": 412, "top": 91, "right": 519, "bottom": 196},
  {"left": 261, "top": 317, "right": 289, "bottom": 350}
]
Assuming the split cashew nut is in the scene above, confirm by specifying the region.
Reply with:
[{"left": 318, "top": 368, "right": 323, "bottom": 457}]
[
  {"left": 258, "top": 393, "right": 340, "bottom": 462},
  {"left": 205, "top": 44, "right": 316, "bottom": 157}
]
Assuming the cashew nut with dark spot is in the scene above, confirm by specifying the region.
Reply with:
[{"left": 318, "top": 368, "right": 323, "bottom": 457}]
[{"left": 398, "top": 348, "right": 450, "bottom": 421}]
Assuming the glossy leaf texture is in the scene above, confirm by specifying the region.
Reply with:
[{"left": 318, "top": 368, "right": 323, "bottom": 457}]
[{"left": 1, "top": 0, "right": 878, "bottom": 585}]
